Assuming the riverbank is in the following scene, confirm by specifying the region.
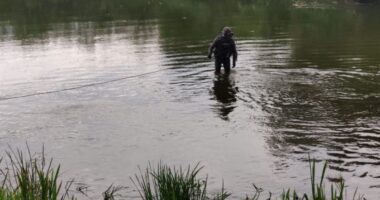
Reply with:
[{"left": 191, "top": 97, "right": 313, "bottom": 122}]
[{"left": 0, "top": 147, "right": 365, "bottom": 200}]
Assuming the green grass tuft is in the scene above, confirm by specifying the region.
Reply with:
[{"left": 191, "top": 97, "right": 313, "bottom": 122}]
[
  {"left": 280, "top": 156, "right": 365, "bottom": 200},
  {"left": 0, "top": 146, "right": 367, "bottom": 200},
  {"left": 131, "top": 162, "right": 230, "bottom": 200},
  {"left": 0, "top": 145, "right": 74, "bottom": 200}
]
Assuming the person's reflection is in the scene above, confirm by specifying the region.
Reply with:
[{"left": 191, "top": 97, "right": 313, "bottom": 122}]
[{"left": 211, "top": 73, "right": 238, "bottom": 121}]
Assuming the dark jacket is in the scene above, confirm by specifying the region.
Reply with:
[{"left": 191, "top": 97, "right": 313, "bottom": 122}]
[{"left": 208, "top": 35, "right": 237, "bottom": 64}]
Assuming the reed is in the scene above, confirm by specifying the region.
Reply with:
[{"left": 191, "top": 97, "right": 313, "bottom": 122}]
[
  {"left": 131, "top": 162, "right": 230, "bottom": 200},
  {"left": 0, "top": 146, "right": 366, "bottom": 200},
  {"left": 280, "top": 156, "right": 365, "bottom": 200},
  {"left": 0, "top": 146, "right": 74, "bottom": 200}
]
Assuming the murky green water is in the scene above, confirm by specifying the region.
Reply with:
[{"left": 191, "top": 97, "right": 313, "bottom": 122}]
[{"left": 0, "top": 0, "right": 380, "bottom": 198}]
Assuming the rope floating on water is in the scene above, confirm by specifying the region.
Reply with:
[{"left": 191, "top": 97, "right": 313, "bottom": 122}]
[{"left": 0, "top": 67, "right": 173, "bottom": 102}]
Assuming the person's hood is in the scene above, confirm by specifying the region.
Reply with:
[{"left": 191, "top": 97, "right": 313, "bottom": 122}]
[{"left": 222, "top": 27, "right": 234, "bottom": 37}]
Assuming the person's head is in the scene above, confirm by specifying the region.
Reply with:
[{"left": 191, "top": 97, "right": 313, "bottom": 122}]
[{"left": 222, "top": 27, "right": 234, "bottom": 38}]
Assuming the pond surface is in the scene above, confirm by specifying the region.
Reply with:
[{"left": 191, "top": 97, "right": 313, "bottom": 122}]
[{"left": 0, "top": 1, "right": 380, "bottom": 199}]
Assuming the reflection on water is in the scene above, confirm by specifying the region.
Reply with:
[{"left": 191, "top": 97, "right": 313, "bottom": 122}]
[
  {"left": 211, "top": 74, "right": 238, "bottom": 121},
  {"left": 1, "top": 0, "right": 380, "bottom": 198}
]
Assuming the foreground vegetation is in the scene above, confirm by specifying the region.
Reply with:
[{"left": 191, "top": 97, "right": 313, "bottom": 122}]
[
  {"left": 0, "top": 147, "right": 74, "bottom": 200},
  {"left": 0, "top": 147, "right": 365, "bottom": 200}
]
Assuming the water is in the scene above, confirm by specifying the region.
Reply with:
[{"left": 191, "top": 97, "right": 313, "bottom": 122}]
[{"left": 1, "top": 1, "right": 380, "bottom": 199}]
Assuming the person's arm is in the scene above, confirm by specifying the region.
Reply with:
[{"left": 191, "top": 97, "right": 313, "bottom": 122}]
[
  {"left": 231, "top": 40, "right": 237, "bottom": 67},
  {"left": 208, "top": 37, "right": 218, "bottom": 59}
]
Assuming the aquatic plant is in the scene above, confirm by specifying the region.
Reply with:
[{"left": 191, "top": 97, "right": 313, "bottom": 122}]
[
  {"left": 279, "top": 157, "right": 365, "bottom": 200},
  {"left": 0, "top": 146, "right": 366, "bottom": 200},
  {"left": 102, "top": 185, "right": 126, "bottom": 200},
  {"left": 131, "top": 162, "right": 230, "bottom": 200},
  {"left": 0, "top": 146, "right": 74, "bottom": 200}
]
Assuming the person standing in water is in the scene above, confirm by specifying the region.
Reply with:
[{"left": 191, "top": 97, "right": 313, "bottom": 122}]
[{"left": 208, "top": 27, "right": 238, "bottom": 74}]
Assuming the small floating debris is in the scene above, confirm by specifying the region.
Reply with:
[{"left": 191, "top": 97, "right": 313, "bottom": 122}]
[{"left": 359, "top": 172, "right": 368, "bottom": 178}]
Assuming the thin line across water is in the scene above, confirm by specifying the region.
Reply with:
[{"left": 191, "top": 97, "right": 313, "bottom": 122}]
[{"left": 0, "top": 66, "right": 174, "bottom": 102}]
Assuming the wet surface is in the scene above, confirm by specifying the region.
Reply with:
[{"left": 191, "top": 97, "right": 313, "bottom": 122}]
[{"left": 0, "top": 1, "right": 380, "bottom": 199}]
